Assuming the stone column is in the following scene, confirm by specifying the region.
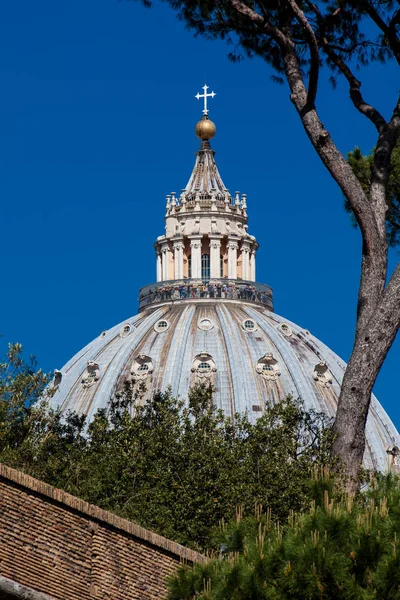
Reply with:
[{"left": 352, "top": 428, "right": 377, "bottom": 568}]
[
  {"left": 161, "top": 243, "right": 170, "bottom": 281},
  {"left": 227, "top": 238, "right": 238, "bottom": 280},
  {"left": 156, "top": 249, "right": 162, "bottom": 282},
  {"left": 209, "top": 236, "right": 222, "bottom": 278},
  {"left": 250, "top": 249, "right": 256, "bottom": 282},
  {"left": 173, "top": 238, "right": 184, "bottom": 280},
  {"left": 189, "top": 236, "right": 202, "bottom": 279},
  {"left": 241, "top": 241, "right": 251, "bottom": 280}
]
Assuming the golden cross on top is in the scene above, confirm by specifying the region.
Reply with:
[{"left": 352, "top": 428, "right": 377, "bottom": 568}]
[{"left": 195, "top": 84, "right": 216, "bottom": 115}]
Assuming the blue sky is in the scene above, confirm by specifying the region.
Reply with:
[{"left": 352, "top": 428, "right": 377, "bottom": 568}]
[{"left": 1, "top": 0, "right": 399, "bottom": 427}]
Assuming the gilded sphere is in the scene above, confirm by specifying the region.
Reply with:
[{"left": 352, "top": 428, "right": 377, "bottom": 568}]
[{"left": 195, "top": 116, "right": 216, "bottom": 140}]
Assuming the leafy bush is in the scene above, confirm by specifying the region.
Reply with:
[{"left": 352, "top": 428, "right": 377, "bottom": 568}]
[{"left": 0, "top": 344, "right": 334, "bottom": 551}]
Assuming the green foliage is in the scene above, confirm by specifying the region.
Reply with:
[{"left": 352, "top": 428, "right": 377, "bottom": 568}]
[
  {"left": 168, "top": 472, "right": 400, "bottom": 599},
  {"left": 0, "top": 345, "right": 334, "bottom": 551},
  {"left": 347, "top": 143, "right": 400, "bottom": 247},
  {"left": 0, "top": 343, "right": 50, "bottom": 463},
  {"left": 133, "top": 0, "right": 396, "bottom": 81}
]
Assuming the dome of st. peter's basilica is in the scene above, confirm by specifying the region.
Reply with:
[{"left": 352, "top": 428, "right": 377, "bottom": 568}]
[{"left": 49, "top": 89, "right": 399, "bottom": 473}]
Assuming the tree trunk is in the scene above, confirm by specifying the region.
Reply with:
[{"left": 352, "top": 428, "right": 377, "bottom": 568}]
[
  {"left": 229, "top": 0, "right": 400, "bottom": 486},
  {"left": 279, "top": 45, "right": 400, "bottom": 486},
  {"left": 332, "top": 262, "right": 400, "bottom": 483},
  {"left": 0, "top": 576, "right": 56, "bottom": 600}
]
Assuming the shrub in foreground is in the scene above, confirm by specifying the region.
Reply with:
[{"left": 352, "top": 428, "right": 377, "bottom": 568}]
[
  {"left": 168, "top": 472, "right": 400, "bottom": 599},
  {"left": 0, "top": 344, "right": 334, "bottom": 551}
]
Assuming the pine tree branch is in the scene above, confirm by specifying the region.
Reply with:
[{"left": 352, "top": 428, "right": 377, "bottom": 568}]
[
  {"left": 364, "top": 2, "right": 400, "bottom": 64},
  {"left": 307, "top": 2, "right": 387, "bottom": 133},
  {"left": 325, "top": 45, "right": 386, "bottom": 133},
  {"left": 286, "top": 0, "right": 319, "bottom": 107},
  {"left": 229, "top": 0, "right": 392, "bottom": 336},
  {"left": 279, "top": 41, "right": 387, "bottom": 336},
  {"left": 229, "top": 0, "right": 292, "bottom": 48},
  {"left": 370, "top": 95, "right": 400, "bottom": 239}
]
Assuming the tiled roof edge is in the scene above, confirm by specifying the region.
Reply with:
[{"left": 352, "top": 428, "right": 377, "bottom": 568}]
[{"left": 0, "top": 463, "right": 206, "bottom": 565}]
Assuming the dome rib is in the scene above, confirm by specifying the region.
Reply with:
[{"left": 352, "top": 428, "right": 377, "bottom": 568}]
[
  {"left": 163, "top": 305, "right": 195, "bottom": 395},
  {"left": 216, "top": 305, "right": 259, "bottom": 418},
  {"left": 246, "top": 307, "right": 322, "bottom": 413}
]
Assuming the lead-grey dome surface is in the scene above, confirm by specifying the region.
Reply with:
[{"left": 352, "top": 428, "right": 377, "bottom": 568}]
[
  {"left": 50, "top": 299, "right": 399, "bottom": 473},
  {"left": 50, "top": 101, "right": 400, "bottom": 474}
]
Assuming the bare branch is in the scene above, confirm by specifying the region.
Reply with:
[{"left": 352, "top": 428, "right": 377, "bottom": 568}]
[
  {"left": 230, "top": 0, "right": 395, "bottom": 341},
  {"left": 307, "top": 2, "right": 387, "bottom": 133},
  {"left": 279, "top": 42, "right": 388, "bottom": 339},
  {"left": 286, "top": 0, "right": 319, "bottom": 107},
  {"left": 323, "top": 44, "right": 387, "bottom": 133},
  {"left": 370, "top": 95, "right": 400, "bottom": 238},
  {"left": 364, "top": 2, "right": 400, "bottom": 64}
]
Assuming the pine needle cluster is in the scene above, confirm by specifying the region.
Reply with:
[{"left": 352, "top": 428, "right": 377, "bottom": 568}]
[{"left": 168, "top": 471, "right": 400, "bottom": 599}]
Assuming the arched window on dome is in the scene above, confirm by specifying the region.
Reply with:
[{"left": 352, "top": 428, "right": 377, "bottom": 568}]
[
  {"left": 262, "top": 363, "right": 274, "bottom": 372},
  {"left": 201, "top": 254, "right": 210, "bottom": 279},
  {"left": 220, "top": 254, "right": 224, "bottom": 278},
  {"left": 188, "top": 255, "right": 192, "bottom": 279},
  {"left": 137, "top": 363, "right": 149, "bottom": 372},
  {"left": 198, "top": 362, "right": 211, "bottom": 372}
]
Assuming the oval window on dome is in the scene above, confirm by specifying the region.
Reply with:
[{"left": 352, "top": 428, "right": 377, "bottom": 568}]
[
  {"left": 154, "top": 319, "right": 170, "bottom": 333},
  {"left": 120, "top": 323, "right": 132, "bottom": 337},
  {"left": 198, "top": 318, "right": 214, "bottom": 331},
  {"left": 242, "top": 318, "right": 257, "bottom": 332},
  {"left": 279, "top": 323, "right": 292, "bottom": 337}
]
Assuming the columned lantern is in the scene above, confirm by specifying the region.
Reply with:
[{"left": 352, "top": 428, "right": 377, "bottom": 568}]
[
  {"left": 142, "top": 86, "right": 269, "bottom": 312},
  {"left": 49, "top": 86, "right": 399, "bottom": 473}
]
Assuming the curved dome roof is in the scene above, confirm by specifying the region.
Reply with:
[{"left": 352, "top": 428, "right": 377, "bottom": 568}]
[
  {"left": 50, "top": 94, "right": 400, "bottom": 475},
  {"left": 50, "top": 299, "right": 399, "bottom": 472}
]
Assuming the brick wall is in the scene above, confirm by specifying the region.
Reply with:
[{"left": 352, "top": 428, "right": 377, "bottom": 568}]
[{"left": 0, "top": 464, "right": 205, "bottom": 599}]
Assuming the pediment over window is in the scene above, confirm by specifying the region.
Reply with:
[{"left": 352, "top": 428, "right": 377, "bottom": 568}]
[
  {"left": 131, "top": 354, "right": 154, "bottom": 381},
  {"left": 256, "top": 353, "right": 281, "bottom": 381},
  {"left": 191, "top": 352, "right": 217, "bottom": 383},
  {"left": 313, "top": 361, "right": 333, "bottom": 387},
  {"left": 81, "top": 361, "right": 101, "bottom": 388}
]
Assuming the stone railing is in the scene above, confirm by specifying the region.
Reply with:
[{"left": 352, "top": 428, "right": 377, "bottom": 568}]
[{"left": 138, "top": 278, "right": 273, "bottom": 311}]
